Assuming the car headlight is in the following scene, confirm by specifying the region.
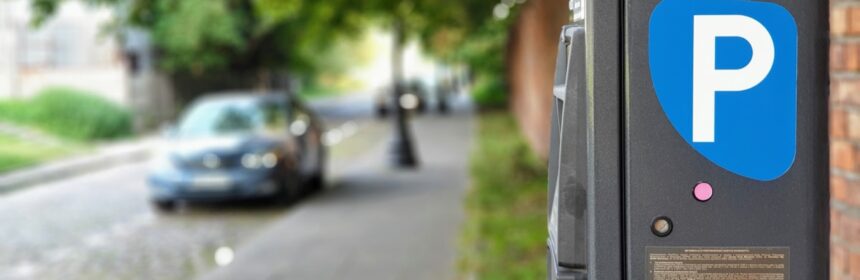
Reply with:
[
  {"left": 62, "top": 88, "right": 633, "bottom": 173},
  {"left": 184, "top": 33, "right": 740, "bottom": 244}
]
[
  {"left": 242, "top": 152, "right": 278, "bottom": 169},
  {"left": 400, "top": 93, "right": 419, "bottom": 110}
]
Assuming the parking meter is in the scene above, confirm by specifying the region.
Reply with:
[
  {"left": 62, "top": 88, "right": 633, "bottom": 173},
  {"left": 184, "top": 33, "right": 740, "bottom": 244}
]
[{"left": 547, "top": 0, "right": 829, "bottom": 279}]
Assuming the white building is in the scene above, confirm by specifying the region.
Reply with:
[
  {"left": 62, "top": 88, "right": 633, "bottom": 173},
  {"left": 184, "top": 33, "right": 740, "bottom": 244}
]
[{"left": 0, "top": 0, "right": 128, "bottom": 106}]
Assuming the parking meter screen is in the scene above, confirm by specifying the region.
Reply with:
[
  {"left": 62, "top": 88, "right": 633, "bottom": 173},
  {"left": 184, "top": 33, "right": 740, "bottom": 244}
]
[{"left": 648, "top": 0, "right": 798, "bottom": 181}]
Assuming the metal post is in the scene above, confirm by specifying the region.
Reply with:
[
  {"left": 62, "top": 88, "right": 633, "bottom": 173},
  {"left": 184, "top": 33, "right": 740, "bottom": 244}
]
[{"left": 388, "top": 19, "right": 418, "bottom": 168}]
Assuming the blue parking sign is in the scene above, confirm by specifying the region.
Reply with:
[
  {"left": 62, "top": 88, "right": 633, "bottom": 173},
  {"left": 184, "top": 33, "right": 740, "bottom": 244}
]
[{"left": 649, "top": 0, "right": 798, "bottom": 181}]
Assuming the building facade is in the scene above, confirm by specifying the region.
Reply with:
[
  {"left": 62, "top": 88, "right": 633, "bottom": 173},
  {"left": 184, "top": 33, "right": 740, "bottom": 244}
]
[{"left": 0, "top": 0, "right": 128, "bottom": 105}]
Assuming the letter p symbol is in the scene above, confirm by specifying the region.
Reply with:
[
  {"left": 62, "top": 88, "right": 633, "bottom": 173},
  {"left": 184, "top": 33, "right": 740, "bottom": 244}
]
[
  {"left": 650, "top": 0, "right": 798, "bottom": 180},
  {"left": 692, "top": 15, "right": 775, "bottom": 143}
]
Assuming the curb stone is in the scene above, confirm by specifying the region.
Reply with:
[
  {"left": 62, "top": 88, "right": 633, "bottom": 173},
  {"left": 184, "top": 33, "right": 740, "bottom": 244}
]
[{"left": 0, "top": 138, "right": 157, "bottom": 194}]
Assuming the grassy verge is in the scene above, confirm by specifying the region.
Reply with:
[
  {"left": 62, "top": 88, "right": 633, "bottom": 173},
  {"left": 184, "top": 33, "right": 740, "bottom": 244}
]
[
  {"left": 460, "top": 111, "right": 547, "bottom": 280},
  {"left": 298, "top": 84, "right": 345, "bottom": 100},
  {"left": 0, "top": 87, "right": 132, "bottom": 141},
  {"left": 0, "top": 134, "right": 82, "bottom": 173}
]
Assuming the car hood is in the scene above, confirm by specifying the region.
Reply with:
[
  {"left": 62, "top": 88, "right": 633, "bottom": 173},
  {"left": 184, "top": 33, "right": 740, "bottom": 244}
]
[{"left": 163, "top": 135, "right": 282, "bottom": 159}]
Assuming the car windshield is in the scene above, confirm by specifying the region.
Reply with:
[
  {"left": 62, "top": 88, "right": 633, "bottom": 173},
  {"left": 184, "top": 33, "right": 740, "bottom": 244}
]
[{"left": 176, "top": 98, "right": 287, "bottom": 138}]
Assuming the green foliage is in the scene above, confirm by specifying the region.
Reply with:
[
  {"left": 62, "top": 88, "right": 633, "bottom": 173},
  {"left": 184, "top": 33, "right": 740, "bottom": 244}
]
[
  {"left": 0, "top": 134, "right": 81, "bottom": 173},
  {"left": 461, "top": 112, "right": 547, "bottom": 280},
  {"left": 472, "top": 75, "right": 508, "bottom": 109},
  {"left": 460, "top": 20, "right": 508, "bottom": 76},
  {"left": 0, "top": 88, "right": 132, "bottom": 141},
  {"left": 31, "top": 0, "right": 503, "bottom": 77},
  {"left": 297, "top": 83, "right": 341, "bottom": 100},
  {"left": 145, "top": 0, "right": 246, "bottom": 72},
  {"left": 253, "top": 0, "right": 303, "bottom": 28},
  {"left": 457, "top": 8, "right": 519, "bottom": 109},
  {"left": 350, "top": 0, "right": 513, "bottom": 64},
  {"left": 32, "top": 0, "right": 517, "bottom": 114}
]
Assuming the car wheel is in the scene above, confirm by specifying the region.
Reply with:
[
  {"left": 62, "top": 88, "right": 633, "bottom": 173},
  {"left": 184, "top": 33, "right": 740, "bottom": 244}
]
[
  {"left": 152, "top": 199, "right": 176, "bottom": 212},
  {"left": 278, "top": 174, "right": 302, "bottom": 204},
  {"left": 308, "top": 167, "right": 325, "bottom": 193},
  {"left": 376, "top": 105, "right": 388, "bottom": 118},
  {"left": 308, "top": 154, "right": 326, "bottom": 193},
  {"left": 438, "top": 99, "right": 449, "bottom": 114},
  {"left": 307, "top": 174, "right": 323, "bottom": 193}
]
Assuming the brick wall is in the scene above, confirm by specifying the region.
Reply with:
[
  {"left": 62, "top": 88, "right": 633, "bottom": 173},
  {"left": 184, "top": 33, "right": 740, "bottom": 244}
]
[
  {"left": 507, "top": 0, "right": 569, "bottom": 159},
  {"left": 832, "top": 0, "right": 860, "bottom": 278}
]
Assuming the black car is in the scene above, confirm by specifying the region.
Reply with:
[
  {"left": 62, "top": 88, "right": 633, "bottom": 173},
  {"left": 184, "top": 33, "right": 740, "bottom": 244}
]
[
  {"left": 147, "top": 92, "right": 326, "bottom": 211},
  {"left": 374, "top": 80, "right": 428, "bottom": 117}
]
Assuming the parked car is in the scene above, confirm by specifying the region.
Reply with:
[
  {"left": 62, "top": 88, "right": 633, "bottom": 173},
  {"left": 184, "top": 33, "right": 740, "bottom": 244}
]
[
  {"left": 374, "top": 80, "right": 428, "bottom": 118},
  {"left": 147, "top": 92, "right": 326, "bottom": 211},
  {"left": 435, "top": 78, "right": 453, "bottom": 114}
]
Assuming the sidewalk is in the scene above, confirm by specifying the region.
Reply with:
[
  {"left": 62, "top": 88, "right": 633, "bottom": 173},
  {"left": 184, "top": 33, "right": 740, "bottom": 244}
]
[
  {"left": 0, "top": 137, "right": 157, "bottom": 193},
  {"left": 202, "top": 106, "right": 474, "bottom": 280}
]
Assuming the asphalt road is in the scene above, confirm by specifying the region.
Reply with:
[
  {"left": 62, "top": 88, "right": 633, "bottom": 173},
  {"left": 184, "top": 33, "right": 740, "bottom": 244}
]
[{"left": 0, "top": 92, "right": 472, "bottom": 280}]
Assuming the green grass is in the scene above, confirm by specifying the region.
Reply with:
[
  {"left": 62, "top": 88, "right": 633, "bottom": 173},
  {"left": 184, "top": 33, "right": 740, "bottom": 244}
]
[
  {"left": 298, "top": 84, "right": 345, "bottom": 100},
  {"left": 460, "top": 111, "right": 548, "bottom": 280},
  {"left": 0, "top": 87, "right": 133, "bottom": 141},
  {"left": 0, "top": 134, "right": 82, "bottom": 173}
]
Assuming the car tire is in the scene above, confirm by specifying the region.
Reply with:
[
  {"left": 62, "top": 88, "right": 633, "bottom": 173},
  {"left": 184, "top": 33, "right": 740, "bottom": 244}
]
[
  {"left": 438, "top": 99, "right": 449, "bottom": 114},
  {"left": 278, "top": 173, "right": 302, "bottom": 204},
  {"left": 152, "top": 199, "right": 176, "bottom": 212},
  {"left": 376, "top": 105, "right": 388, "bottom": 118},
  {"left": 308, "top": 163, "right": 325, "bottom": 193},
  {"left": 307, "top": 143, "right": 326, "bottom": 193}
]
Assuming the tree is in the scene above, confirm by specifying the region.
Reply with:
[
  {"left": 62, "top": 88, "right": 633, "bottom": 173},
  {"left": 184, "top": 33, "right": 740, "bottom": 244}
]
[
  {"left": 31, "top": 0, "right": 499, "bottom": 76},
  {"left": 33, "top": 0, "right": 507, "bottom": 167},
  {"left": 324, "top": 0, "right": 501, "bottom": 167},
  {"left": 32, "top": 0, "right": 349, "bottom": 77}
]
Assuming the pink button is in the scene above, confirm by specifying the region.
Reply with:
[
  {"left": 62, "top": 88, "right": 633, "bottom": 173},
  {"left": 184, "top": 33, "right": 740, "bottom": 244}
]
[{"left": 693, "top": 182, "right": 713, "bottom": 202}]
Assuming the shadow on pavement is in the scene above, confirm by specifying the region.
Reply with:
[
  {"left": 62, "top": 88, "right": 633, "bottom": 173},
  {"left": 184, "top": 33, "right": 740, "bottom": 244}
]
[{"left": 162, "top": 188, "right": 328, "bottom": 215}]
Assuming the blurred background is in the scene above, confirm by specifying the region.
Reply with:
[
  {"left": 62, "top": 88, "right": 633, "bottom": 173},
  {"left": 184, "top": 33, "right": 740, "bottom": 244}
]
[
  {"left": 0, "top": 0, "right": 853, "bottom": 279},
  {"left": 0, "top": 0, "right": 562, "bottom": 279}
]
